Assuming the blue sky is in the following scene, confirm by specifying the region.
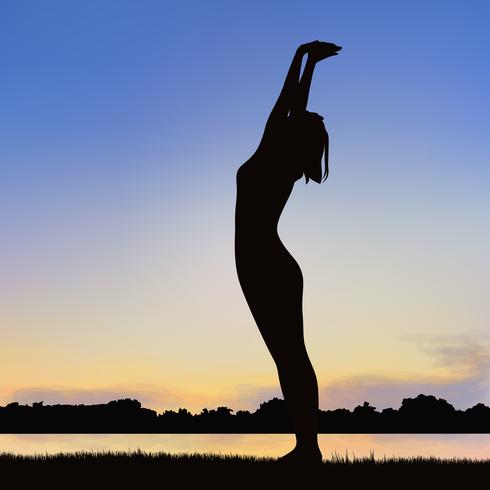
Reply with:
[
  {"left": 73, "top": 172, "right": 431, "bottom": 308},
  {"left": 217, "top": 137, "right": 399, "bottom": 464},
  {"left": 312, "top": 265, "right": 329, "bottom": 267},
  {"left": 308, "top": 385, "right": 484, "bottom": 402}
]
[{"left": 1, "top": 1, "right": 489, "bottom": 412}]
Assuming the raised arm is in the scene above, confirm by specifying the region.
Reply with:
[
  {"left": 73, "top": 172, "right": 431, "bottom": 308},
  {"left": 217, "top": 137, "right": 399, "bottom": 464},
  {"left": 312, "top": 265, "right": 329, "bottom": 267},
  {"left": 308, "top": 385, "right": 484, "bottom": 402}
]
[
  {"left": 290, "top": 53, "right": 316, "bottom": 117},
  {"left": 268, "top": 46, "right": 307, "bottom": 119},
  {"left": 291, "top": 41, "right": 342, "bottom": 116},
  {"left": 268, "top": 41, "right": 341, "bottom": 121}
]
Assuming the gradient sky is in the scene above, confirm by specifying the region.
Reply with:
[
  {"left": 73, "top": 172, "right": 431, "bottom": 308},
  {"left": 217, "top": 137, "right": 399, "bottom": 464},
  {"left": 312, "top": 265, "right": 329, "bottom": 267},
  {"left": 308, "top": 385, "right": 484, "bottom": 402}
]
[{"left": 1, "top": 0, "right": 489, "bottom": 413}]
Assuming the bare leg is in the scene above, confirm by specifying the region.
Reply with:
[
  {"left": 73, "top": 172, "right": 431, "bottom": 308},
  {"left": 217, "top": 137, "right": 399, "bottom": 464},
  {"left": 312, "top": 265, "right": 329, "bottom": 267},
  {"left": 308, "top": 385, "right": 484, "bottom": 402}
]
[
  {"left": 250, "top": 280, "right": 322, "bottom": 463},
  {"left": 277, "top": 344, "right": 320, "bottom": 450},
  {"left": 271, "top": 339, "right": 322, "bottom": 463}
]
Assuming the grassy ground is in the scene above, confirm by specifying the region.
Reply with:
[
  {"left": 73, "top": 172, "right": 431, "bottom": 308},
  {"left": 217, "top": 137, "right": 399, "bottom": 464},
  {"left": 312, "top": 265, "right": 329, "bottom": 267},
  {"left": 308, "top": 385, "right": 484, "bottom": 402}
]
[{"left": 2, "top": 451, "right": 489, "bottom": 488}]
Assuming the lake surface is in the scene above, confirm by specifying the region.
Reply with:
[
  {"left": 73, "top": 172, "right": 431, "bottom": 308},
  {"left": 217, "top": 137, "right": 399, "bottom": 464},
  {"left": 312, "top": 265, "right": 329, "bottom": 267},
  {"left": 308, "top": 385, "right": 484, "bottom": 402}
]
[{"left": 1, "top": 434, "right": 490, "bottom": 460}]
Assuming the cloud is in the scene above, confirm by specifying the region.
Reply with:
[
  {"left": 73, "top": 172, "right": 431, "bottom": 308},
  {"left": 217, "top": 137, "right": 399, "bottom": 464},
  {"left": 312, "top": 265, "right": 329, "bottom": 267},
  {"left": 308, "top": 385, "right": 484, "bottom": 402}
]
[
  {"left": 4, "top": 331, "right": 490, "bottom": 412},
  {"left": 229, "top": 384, "right": 282, "bottom": 411},
  {"left": 399, "top": 330, "right": 490, "bottom": 380},
  {"left": 5, "top": 383, "right": 285, "bottom": 413},
  {"left": 320, "top": 372, "right": 486, "bottom": 411},
  {"left": 320, "top": 331, "right": 490, "bottom": 410},
  {"left": 6, "top": 383, "right": 225, "bottom": 414}
]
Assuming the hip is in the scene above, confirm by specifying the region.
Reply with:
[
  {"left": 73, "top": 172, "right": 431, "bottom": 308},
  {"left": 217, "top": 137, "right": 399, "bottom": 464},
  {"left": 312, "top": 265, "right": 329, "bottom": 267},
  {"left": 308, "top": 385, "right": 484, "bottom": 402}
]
[{"left": 235, "top": 242, "right": 303, "bottom": 281}]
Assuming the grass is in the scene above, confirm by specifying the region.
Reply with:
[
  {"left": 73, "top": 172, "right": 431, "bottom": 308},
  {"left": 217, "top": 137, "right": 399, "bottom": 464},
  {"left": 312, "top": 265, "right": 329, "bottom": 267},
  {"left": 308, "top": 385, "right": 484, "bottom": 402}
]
[{"left": 2, "top": 450, "right": 490, "bottom": 487}]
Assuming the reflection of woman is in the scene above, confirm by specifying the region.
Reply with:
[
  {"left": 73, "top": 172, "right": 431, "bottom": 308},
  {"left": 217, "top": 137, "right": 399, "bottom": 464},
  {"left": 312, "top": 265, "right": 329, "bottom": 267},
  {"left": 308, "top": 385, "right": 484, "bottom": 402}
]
[{"left": 235, "top": 41, "right": 341, "bottom": 464}]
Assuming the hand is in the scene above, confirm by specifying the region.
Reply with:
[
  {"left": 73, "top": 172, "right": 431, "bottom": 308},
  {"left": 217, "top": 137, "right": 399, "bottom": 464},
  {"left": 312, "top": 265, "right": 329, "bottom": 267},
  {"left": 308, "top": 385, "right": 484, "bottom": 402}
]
[{"left": 298, "top": 41, "right": 342, "bottom": 61}]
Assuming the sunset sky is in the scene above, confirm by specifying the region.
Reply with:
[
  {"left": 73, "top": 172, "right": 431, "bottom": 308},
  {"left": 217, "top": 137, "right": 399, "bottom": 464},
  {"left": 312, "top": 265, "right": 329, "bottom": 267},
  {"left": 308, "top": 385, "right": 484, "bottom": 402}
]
[{"left": 2, "top": 0, "right": 489, "bottom": 414}]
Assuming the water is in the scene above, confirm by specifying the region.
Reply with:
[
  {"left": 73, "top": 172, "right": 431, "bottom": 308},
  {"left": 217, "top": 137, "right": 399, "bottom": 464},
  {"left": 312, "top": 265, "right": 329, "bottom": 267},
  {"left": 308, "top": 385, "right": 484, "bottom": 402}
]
[{"left": 1, "top": 434, "right": 490, "bottom": 460}]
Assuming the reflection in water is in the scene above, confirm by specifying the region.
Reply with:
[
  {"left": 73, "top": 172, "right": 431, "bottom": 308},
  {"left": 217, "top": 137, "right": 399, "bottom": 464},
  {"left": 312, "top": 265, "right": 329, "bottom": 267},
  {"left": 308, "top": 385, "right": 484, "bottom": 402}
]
[{"left": 1, "top": 434, "right": 490, "bottom": 460}]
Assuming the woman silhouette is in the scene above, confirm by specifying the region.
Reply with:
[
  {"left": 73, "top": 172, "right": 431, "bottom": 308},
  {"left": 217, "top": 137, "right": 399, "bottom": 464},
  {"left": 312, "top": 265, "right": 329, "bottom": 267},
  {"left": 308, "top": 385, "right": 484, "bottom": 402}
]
[{"left": 235, "top": 41, "right": 341, "bottom": 464}]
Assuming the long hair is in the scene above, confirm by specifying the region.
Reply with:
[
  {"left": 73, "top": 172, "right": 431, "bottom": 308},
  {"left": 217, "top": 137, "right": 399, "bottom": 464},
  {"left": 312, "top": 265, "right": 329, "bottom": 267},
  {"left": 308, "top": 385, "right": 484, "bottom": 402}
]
[{"left": 300, "top": 111, "right": 329, "bottom": 184}]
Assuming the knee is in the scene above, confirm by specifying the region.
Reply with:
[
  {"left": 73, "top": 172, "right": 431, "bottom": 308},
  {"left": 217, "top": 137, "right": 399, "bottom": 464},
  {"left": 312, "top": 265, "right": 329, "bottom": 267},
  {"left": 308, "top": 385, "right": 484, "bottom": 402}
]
[{"left": 272, "top": 344, "right": 310, "bottom": 370}]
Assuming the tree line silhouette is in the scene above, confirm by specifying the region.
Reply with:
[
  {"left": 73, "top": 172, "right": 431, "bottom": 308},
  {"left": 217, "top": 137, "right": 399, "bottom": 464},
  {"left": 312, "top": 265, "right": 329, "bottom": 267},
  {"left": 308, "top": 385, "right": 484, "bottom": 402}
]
[{"left": 1, "top": 394, "right": 490, "bottom": 433}]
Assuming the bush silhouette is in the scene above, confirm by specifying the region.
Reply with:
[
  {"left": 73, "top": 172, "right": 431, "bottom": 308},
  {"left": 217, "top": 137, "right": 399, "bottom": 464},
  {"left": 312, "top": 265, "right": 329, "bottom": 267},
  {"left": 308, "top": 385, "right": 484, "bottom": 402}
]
[{"left": 1, "top": 394, "right": 490, "bottom": 433}]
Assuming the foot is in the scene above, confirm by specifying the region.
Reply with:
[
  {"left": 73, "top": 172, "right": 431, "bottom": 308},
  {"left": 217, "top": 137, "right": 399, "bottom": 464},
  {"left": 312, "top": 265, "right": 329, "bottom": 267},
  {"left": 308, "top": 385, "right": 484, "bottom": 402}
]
[{"left": 277, "top": 446, "right": 323, "bottom": 466}]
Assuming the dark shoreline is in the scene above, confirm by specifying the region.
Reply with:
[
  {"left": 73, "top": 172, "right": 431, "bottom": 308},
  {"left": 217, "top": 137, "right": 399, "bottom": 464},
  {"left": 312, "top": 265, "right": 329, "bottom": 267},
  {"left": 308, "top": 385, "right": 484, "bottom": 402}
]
[{"left": 2, "top": 394, "right": 490, "bottom": 433}]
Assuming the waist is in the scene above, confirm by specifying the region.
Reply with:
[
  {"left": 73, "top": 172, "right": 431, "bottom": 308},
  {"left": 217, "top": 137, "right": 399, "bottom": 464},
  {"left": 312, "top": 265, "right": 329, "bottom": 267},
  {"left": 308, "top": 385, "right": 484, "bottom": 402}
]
[
  {"left": 234, "top": 227, "right": 286, "bottom": 254},
  {"left": 235, "top": 219, "right": 280, "bottom": 237}
]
